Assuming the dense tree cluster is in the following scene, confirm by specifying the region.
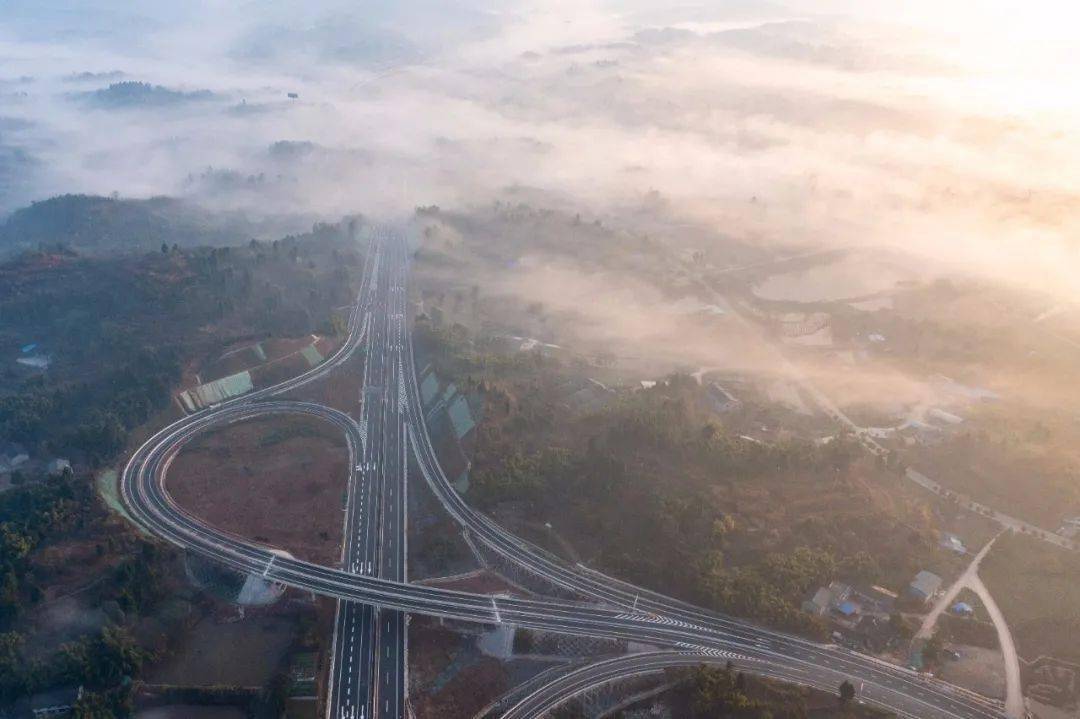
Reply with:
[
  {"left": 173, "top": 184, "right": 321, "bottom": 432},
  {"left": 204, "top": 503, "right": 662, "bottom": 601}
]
[
  {"left": 0, "top": 476, "right": 87, "bottom": 627},
  {"left": 0, "top": 219, "right": 361, "bottom": 466},
  {"left": 420, "top": 307, "right": 938, "bottom": 633},
  {"left": 0, "top": 210, "right": 367, "bottom": 715},
  {"left": 467, "top": 375, "right": 866, "bottom": 638},
  {"left": 0, "top": 623, "right": 146, "bottom": 706},
  {"left": 672, "top": 665, "right": 874, "bottom": 719},
  {"left": 686, "top": 664, "right": 776, "bottom": 719}
]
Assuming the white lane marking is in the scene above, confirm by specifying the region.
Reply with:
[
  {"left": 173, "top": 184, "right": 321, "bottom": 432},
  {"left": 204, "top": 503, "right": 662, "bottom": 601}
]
[{"left": 262, "top": 555, "right": 276, "bottom": 577}]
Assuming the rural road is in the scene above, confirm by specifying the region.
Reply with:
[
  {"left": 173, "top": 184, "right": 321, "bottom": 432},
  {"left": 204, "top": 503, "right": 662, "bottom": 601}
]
[
  {"left": 969, "top": 572, "right": 1024, "bottom": 719},
  {"left": 907, "top": 469, "right": 1075, "bottom": 552},
  {"left": 916, "top": 533, "right": 1024, "bottom": 719},
  {"left": 917, "top": 534, "right": 1001, "bottom": 641}
]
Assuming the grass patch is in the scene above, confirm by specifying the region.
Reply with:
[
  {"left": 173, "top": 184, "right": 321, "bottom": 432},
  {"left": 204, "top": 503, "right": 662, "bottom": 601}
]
[{"left": 981, "top": 532, "right": 1080, "bottom": 661}]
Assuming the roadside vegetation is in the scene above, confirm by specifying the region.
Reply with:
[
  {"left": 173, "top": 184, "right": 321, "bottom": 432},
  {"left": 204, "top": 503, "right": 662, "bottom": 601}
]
[
  {"left": 416, "top": 318, "right": 943, "bottom": 640},
  {"left": 0, "top": 198, "right": 367, "bottom": 717},
  {"left": 669, "top": 664, "right": 892, "bottom": 719},
  {"left": 547, "top": 663, "right": 894, "bottom": 718}
]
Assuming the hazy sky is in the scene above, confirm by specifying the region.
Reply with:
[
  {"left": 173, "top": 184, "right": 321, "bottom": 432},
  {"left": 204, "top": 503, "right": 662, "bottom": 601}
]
[{"left": 1, "top": 1, "right": 1077, "bottom": 299}]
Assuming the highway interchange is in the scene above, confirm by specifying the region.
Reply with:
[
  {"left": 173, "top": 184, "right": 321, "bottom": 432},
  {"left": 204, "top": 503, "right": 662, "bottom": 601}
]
[{"left": 120, "top": 228, "right": 1012, "bottom": 719}]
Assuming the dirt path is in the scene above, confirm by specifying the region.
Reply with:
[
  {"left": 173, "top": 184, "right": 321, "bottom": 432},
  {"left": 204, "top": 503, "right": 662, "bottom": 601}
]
[
  {"left": 915, "top": 532, "right": 1024, "bottom": 718},
  {"left": 968, "top": 572, "right": 1025, "bottom": 719},
  {"left": 917, "top": 534, "right": 1000, "bottom": 640}
]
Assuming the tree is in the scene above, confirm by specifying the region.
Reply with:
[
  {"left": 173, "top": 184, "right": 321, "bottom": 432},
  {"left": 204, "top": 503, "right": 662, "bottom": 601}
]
[
  {"left": 513, "top": 628, "right": 535, "bottom": 654},
  {"left": 263, "top": 670, "right": 290, "bottom": 717},
  {"left": 839, "top": 679, "right": 856, "bottom": 705},
  {"left": 0, "top": 631, "right": 26, "bottom": 702},
  {"left": 61, "top": 625, "right": 149, "bottom": 689},
  {"left": 70, "top": 411, "right": 126, "bottom": 463},
  {"left": 0, "top": 524, "right": 33, "bottom": 561},
  {"left": 923, "top": 629, "right": 945, "bottom": 666},
  {"left": 889, "top": 612, "right": 914, "bottom": 640},
  {"left": 688, "top": 664, "right": 770, "bottom": 718},
  {"left": 72, "top": 691, "right": 116, "bottom": 719}
]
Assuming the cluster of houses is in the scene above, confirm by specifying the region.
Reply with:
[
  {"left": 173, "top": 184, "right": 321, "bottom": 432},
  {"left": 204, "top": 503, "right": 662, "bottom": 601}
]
[
  {"left": 802, "top": 581, "right": 899, "bottom": 620},
  {"left": 0, "top": 441, "right": 70, "bottom": 490},
  {"left": 801, "top": 581, "right": 900, "bottom": 651},
  {"left": 802, "top": 570, "right": 945, "bottom": 651},
  {"left": 14, "top": 342, "right": 51, "bottom": 371},
  {"left": 0, "top": 441, "right": 29, "bottom": 476}
]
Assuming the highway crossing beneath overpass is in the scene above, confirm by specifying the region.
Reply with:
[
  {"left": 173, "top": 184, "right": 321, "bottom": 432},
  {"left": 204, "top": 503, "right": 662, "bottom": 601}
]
[{"left": 121, "top": 228, "right": 1010, "bottom": 719}]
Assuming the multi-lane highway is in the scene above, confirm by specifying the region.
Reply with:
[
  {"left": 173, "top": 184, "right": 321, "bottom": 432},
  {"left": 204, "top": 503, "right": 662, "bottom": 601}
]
[
  {"left": 492, "top": 650, "right": 872, "bottom": 719},
  {"left": 327, "top": 234, "right": 382, "bottom": 719},
  {"left": 327, "top": 230, "right": 410, "bottom": 719},
  {"left": 371, "top": 235, "right": 409, "bottom": 719},
  {"left": 120, "top": 227, "right": 1011, "bottom": 719}
]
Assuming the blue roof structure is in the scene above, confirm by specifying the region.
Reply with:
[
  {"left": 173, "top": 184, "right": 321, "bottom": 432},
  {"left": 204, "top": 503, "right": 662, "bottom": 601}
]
[
  {"left": 909, "top": 570, "right": 942, "bottom": 599},
  {"left": 837, "top": 601, "right": 858, "bottom": 616},
  {"left": 951, "top": 602, "right": 974, "bottom": 615}
]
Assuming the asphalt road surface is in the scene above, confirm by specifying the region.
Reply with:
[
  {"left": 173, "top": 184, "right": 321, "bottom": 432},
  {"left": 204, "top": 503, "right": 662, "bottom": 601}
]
[
  {"left": 371, "top": 234, "right": 408, "bottom": 719},
  {"left": 328, "top": 233, "right": 382, "bottom": 719},
  {"left": 328, "top": 230, "right": 409, "bottom": 719}
]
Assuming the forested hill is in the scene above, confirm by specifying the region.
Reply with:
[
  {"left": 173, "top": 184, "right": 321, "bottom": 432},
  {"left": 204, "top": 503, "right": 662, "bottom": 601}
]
[
  {"left": 0, "top": 220, "right": 363, "bottom": 465},
  {"left": 0, "top": 194, "right": 263, "bottom": 256}
]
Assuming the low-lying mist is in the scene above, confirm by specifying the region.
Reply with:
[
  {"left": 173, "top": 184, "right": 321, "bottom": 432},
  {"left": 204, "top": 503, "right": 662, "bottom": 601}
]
[{"left": 1, "top": 0, "right": 1078, "bottom": 304}]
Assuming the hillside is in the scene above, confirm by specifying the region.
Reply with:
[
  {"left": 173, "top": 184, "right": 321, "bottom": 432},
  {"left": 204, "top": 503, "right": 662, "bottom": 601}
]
[
  {"left": 0, "top": 220, "right": 365, "bottom": 715},
  {"left": 0, "top": 219, "right": 364, "bottom": 465},
  {"left": 0, "top": 194, "right": 262, "bottom": 256}
]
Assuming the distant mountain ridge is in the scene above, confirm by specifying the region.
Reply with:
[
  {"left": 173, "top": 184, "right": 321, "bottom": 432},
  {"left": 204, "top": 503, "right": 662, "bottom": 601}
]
[{"left": 0, "top": 194, "right": 254, "bottom": 256}]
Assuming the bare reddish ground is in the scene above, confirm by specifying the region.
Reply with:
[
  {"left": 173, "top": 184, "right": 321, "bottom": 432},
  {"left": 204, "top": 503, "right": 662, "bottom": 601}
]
[
  {"left": 408, "top": 618, "right": 511, "bottom": 719},
  {"left": 418, "top": 659, "right": 508, "bottom": 719},
  {"left": 288, "top": 353, "right": 364, "bottom": 419},
  {"left": 29, "top": 535, "right": 124, "bottom": 600},
  {"left": 313, "top": 335, "right": 339, "bottom": 357},
  {"left": 252, "top": 353, "right": 311, "bottom": 388},
  {"left": 200, "top": 344, "right": 261, "bottom": 381},
  {"left": 261, "top": 335, "right": 322, "bottom": 359},
  {"left": 167, "top": 415, "right": 348, "bottom": 566}
]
